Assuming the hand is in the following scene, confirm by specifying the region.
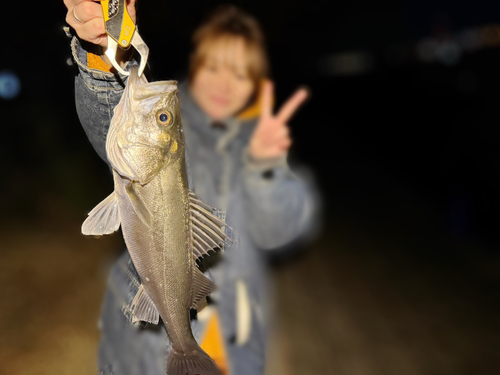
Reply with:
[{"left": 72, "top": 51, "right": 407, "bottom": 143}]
[
  {"left": 248, "top": 81, "right": 309, "bottom": 160},
  {"left": 64, "top": 0, "right": 137, "bottom": 48}
]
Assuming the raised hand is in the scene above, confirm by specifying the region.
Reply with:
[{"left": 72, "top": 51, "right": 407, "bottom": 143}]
[
  {"left": 63, "top": 0, "right": 137, "bottom": 47},
  {"left": 248, "top": 81, "right": 309, "bottom": 161}
]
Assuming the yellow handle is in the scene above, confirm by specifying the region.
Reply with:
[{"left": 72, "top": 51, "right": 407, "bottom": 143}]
[
  {"left": 101, "top": 0, "right": 136, "bottom": 49},
  {"left": 101, "top": 0, "right": 111, "bottom": 22}
]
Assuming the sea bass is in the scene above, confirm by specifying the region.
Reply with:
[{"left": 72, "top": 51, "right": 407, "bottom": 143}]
[{"left": 82, "top": 66, "right": 230, "bottom": 375}]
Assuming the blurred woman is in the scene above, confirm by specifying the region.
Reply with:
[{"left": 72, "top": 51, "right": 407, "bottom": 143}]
[{"left": 64, "top": 1, "right": 317, "bottom": 374}]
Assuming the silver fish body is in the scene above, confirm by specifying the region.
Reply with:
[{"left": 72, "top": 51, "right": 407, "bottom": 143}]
[{"left": 82, "top": 67, "right": 230, "bottom": 375}]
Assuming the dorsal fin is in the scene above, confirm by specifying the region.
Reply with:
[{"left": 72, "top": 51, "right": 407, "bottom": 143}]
[{"left": 189, "top": 190, "right": 232, "bottom": 261}]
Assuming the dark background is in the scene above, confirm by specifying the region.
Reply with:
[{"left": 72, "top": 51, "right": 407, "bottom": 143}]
[
  {"left": 1, "top": 1, "right": 499, "bottom": 374},
  {"left": 2, "top": 0, "right": 500, "bottom": 244}
]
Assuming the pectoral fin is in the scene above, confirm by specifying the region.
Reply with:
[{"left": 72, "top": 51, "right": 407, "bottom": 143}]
[
  {"left": 190, "top": 267, "right": 216, "bottom": 310},
  {"left": 125, "top": 183, "right": 152, "bottom": 228},
  {"left": 130, "top": 284, "right": 160, "bottom": 324},
  {"left": 82, "top": 192, "right": 120, "bottom": 236}
]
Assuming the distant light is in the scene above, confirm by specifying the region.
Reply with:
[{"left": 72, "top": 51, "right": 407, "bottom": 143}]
[
  {"left": 318, "top": 51, "right": 373, "bottom": 76},
  {"left": 0, "top": 70, "right": 21, "bottom": 100},
  {"left": 457, "top": 29, "right": 482, "bottom": 52},
  {"left": 481, "top": 25, "right": 500, "bottom": 48},
  {"left": 416, "top": 38, "right": 437, "bottom": 63},
  {"left": 320, "top": 23, "right": 500, "bottom": 75},
  {"left": 435, "top": 41, "right": 462, "bottom": 66}
]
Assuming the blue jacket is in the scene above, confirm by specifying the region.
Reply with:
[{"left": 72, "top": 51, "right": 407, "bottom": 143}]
[{"left": 70, "top": 36, "right": 318, "bottom": 375}]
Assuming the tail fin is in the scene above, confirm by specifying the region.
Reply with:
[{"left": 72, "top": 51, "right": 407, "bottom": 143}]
[{"left": 167, "top": 347, "right": 221, "bottom": 375}]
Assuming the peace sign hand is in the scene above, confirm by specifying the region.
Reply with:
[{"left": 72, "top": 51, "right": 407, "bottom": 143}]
[{"left": 248, "top": 81, "right": 309, "bottom": 161}]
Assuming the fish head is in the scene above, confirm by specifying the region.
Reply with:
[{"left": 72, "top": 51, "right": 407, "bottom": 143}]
[{"left": 106, "top": 67, "right": 184, "bottom": 185}]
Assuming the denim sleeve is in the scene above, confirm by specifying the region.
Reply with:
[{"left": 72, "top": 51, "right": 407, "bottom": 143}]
[
  {"left": 70, "top": 37, "right": 132, "bottom": 166},
  {"left": 242, "top": 150, "right": 320, "bottom": 250}
]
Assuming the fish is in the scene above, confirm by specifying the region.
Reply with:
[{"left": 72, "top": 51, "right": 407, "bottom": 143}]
[{"left": 81, "top": 66, "right": 231, "bottom": 375}]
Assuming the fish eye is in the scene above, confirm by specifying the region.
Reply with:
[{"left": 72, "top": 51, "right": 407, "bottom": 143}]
[{"left": 157, "top": 110, "right": 173, "bottom": 126}]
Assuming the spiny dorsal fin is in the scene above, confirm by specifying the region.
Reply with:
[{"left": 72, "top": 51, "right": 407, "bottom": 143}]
[
  {"left": 82, "top": 191, "right": 121, "bottom": 236},
  {"left": 189, "top": 190, "right": 232, "bottom": 261},
  {"left": 130, "top": 284, "right": 160, "bottom": 324},
  {"left": 190, "top": 267, "right": 216, "bottom": 310}
]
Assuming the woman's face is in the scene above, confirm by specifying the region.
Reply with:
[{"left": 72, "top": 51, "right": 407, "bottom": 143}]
[{"left": 190, "top": 37, "right": 255, "bottom": 121}]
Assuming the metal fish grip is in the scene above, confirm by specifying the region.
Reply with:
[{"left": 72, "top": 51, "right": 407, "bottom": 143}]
[{"left": 101, "top": 0, "right": 149, "bottom": 76}]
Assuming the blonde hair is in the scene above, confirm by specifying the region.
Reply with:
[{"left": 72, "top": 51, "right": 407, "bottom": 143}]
[{"left": 189, "top": 5, "right": 269, "bottom": 91}]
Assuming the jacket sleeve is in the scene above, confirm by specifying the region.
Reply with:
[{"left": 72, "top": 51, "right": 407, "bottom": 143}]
[
  {"left": 242, "top": 150, "right": 321, "bottom": 250},
  {"left": 70, "top": 37, "right": 133, "bottom": 166}
]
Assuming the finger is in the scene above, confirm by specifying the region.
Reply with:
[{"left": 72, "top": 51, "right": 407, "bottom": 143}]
[
  {"left": 267, "top": 124, "right": 289, "bottom": 142},
  {"left": 279, "top": 137, "right": 292, "bottom": 151},
  {"left": 88, "top": 33, "right": 107, "bottom": 47},
  {"left": 63, "top": 0, "right": 91, "bottom": 11},
  {"left": 274, "top": 131, "right": 291, "bottom": 144},
  {"left": 276, "top": 87, "right": 309, "bottom": 124},
  {"left": 70, "top": 1, "right": 103, "bottom": 25},
  {"left": 127, "top": 0, "right": 137, "bottom": 23},
  {"left": 70, "top": 18, "right": 107, "bottom": 47},
  {"left": 277, "top": 125, "right": 290, "bottom": 138},
  {"left": 66, "top": 2, "right": 107, "bottom": 46},
  {"left": 268, "top": 140, "right": 291, "bottom": 157},
  {"left": 260, "top": 80, "right": 274, "bottom": 119}
]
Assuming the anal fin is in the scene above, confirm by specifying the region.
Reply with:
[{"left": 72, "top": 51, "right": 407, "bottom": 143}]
[
  {"left": 190, "top": 267, "right": 216, "bottom": 310},
  {"left": 82, "top": 191, "right": 120, "bottom": 236},
  {"left": 130, "top": 284, "right": 160, "bottom": 324}
]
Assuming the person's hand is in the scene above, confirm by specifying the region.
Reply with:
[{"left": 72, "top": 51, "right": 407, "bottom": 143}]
[
  {"left": 64, "top": 0, "right": 137, "bottom": 48},
  {"left": 248, "top": 81, "right": 309, "bottom": 161}
]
